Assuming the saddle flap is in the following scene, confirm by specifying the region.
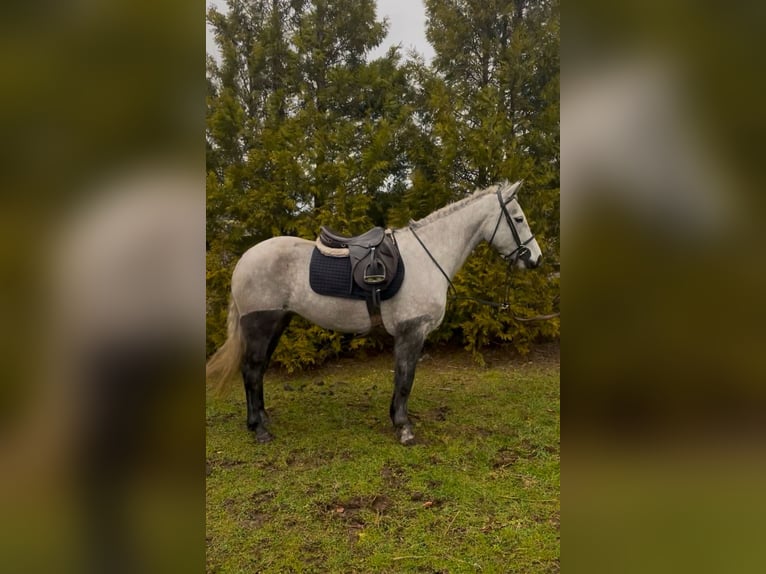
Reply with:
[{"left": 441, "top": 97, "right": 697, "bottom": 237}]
[{"left": 351, "top": 234, "right": 399, "bottom": 290}]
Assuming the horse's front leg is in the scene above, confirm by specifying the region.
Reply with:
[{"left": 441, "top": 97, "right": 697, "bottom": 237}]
[{"left": 390, "top": 323, "right": 427, "bottom": 445}]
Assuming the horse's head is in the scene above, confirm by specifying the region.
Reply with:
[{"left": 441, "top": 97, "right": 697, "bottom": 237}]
[{"left": 488, "top": 181, "right": 542, "bottom": 269}]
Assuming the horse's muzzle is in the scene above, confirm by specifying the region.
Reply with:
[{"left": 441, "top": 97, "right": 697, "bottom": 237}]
[
  {"left": 519, "top": 250, "right": 543, "bottom": 269},
  {"left": 517, "top": 248, "right": 541, "bottom": 269}
]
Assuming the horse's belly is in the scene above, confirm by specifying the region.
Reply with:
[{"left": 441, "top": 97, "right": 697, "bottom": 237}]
[{"left": 290, "top": 294, "right": 372, "bottom": 334}]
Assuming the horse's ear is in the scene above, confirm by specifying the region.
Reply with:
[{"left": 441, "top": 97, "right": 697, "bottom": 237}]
[{"left": 500, "top": 180, "right": 523, "bottom": 200}]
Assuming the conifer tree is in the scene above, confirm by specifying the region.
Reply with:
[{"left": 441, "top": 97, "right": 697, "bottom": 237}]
[
  {"left": 206, "top": 0, "right": 559, "bottom": 363},
  {"left": 206, "top": 1, "right": 421, "bottom": 358},
  {"left": 423, "top": 0, "right": 560, "bottom": 356}
]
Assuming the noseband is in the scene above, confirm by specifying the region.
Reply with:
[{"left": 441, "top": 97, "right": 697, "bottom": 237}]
[{"left": 488, "top": 187, "right": 535, "bottom": 264}]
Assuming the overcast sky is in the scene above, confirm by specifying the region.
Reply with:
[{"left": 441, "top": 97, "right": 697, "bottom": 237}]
[
  {"left": 369, "top": 0, "right": 434, "bottom": 61},
  {"left": 206, "top": 0, "right": 434, "bottom": 62}
]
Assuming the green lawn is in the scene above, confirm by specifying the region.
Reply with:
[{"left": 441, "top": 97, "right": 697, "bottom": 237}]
[{"left": 206, "top": 344, "right": 559, "bottom": 573}]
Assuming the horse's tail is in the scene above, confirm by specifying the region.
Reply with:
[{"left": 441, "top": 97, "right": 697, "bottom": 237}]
[{"left": 206, "top": 298, "right": 243, "bottom": 395}]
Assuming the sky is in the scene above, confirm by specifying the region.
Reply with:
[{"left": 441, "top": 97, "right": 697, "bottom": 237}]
[
  {"left": 369, "top": 0, "right": 434, "bottom": 61},
  {"left": 206, "top": 0, "right": 434, "bottom": 62}
]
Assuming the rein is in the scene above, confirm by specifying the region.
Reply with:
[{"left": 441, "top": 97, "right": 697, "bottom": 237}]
[{"left": 409, "top": 225, "right": 458, "bottom": 299}]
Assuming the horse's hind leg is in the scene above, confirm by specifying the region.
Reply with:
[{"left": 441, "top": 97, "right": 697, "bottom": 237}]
[
  {"left": 240, "top": 310, "right": 292, "bottom": 443},
  {"left": 391, "top": 319, "right": 428, "bottom": 445}
]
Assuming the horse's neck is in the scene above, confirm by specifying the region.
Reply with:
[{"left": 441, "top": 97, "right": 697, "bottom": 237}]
[{"left": 413, "top": 196, "right": 490, "bottom": 280}]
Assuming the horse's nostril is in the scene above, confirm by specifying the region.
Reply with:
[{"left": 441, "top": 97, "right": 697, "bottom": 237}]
[{"left": 533, "top": 255, "right": 542, "bottom": 268}]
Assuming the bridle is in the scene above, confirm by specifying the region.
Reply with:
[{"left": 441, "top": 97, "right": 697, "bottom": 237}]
[
  {"left": 488, "top": 186, "right": 536, "bottom": 266},
  {"left": 408, "top": 184, "right": 559, "bottom": 320}
]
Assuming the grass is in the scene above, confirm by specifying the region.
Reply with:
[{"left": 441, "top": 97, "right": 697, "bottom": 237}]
[{"left": 206, "top": 344, "right": 559, "bottom": 573}]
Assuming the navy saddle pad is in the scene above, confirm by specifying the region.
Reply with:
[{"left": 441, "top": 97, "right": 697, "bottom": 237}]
[{"left": 309, "top": 248, "right": 405, "bottom": 300}]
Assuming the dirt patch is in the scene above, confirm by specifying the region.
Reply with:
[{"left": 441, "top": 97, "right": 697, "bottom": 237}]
[
  {"left": 416, "top": 496, "right": 447, "bottom": 509},
  {"left": 409, "top": 479, "right": 447, "bottom": 509},
  {"left": 549, "top": 510, "right": 560, "bottom": 530},
  {"left": 347, "top": 523, "right": 365, "bottom": 544},
  {"left": 320, "top": 494, "right": 393, "bottom": 524},
  {"left": 241, "top": 510, "right": 268, "bottom": 529},
  {"left": 317, "top": 495, "right": 381, "bottom": 546},
  {"left": 492, "top": 439, "right": 537, "bottom": 468},
  {"left": 381, "top": 463, "right": 408, "bottom": 488},
  {"left": 206, "top": 457, "right": 246, "bottom": 475},
  {"left": 369, "top": 496, "right": 391, "bottom": 512},
  {"left": 428, "top": 454, "right": 445, "bottom": 465},
  {"left": 298, "top": 541, "right": 326, "bottom": 566},
  {"left": 250, "top": 489, "right": 277, "bottom": 504},
  {"left": 427, "top": 405, "right": 451, "bottom": 421},
  {"left": 221, "top": 490, "right": 278, "bottom": 529}
]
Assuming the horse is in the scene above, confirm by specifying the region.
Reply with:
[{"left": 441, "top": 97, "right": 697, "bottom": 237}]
[{"left": 206, "top": 180, "right": 543, "bottom": 445}]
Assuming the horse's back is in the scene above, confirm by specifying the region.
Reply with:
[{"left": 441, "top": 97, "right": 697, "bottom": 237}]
[
  {"left": 236, "top": 234, "right": 311, "bottom": 266},
  {"left": 232, "top": 235, "right": 314, "bottom": 313},
  {"left": 234, "top": 235, "right": 313, "bottom": 278}
]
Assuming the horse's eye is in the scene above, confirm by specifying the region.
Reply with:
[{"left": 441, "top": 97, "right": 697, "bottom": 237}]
[{"left": 514, "top": 217, "right": 524, "bottom": 223}]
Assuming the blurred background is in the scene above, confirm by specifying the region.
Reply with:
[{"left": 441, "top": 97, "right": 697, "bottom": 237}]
[
  {"left": 563, "top": 1, "right": 766, "bottom": 572},
  {"left": 0, "top": 1, "right": 204, "bottom": 572},
  {"left": 2, "top": 0, "right": 764, "bottom": 572}
]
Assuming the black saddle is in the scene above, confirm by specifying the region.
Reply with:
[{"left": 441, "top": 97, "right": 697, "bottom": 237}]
[
  {"left": 318, "top": 226, "right": 400, "bottom": 293},
  {"left": 313, "top": 226, "right": 404, "bottom": 324},
  {"left": 319, "top": 226, "right": 386, "bottom": 250}
]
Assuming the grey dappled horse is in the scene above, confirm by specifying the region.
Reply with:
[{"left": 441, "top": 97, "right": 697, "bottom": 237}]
[{"left": 206, "top": 181, "right": 542, "bottom": 444}]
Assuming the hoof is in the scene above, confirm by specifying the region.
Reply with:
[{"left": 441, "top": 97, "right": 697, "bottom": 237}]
[
  {"left": 399, "top": 426, "right": 416, "bottom": 446},
  {"left": 255, "top": 429, "right": 273, "bottom": 444}
]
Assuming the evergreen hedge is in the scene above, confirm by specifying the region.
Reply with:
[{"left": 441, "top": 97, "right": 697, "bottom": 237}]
[{"left": 206, "top": 0, "right": 559, "bottom": 369}]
